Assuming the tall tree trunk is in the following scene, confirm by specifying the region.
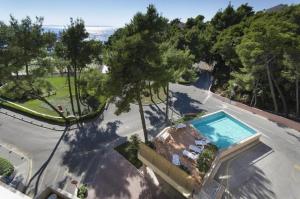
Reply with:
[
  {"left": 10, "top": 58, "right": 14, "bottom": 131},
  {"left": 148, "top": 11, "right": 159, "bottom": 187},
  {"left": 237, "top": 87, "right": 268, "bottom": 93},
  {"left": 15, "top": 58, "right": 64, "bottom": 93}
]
[
  {"left": 296, "top": 66, "right": 299, "bottom": 117},
  {"left": 165, "top": 83, "right": 169, "bottom": 123},
  {"left": 266, "top": 62, "right": 278, "bottom": 113},
  {"left": 25, "top": 62, "right": 29, "bottom": 76},
  {"left": 250, "top": 80, "right": 258, "bottom": 107},
  {"left": 29, "top": 87, "right": 68, "bottom": 123},
  {"left": 250, "top": 80, "right": 256, "bottom": 107},
  {"left": 67, "top": 66, "right": 76, "bottom": 116},
  {"left": 271, "top": 73, "right": 288, "bottom": 115},
  {"left": 148, "top": 82, "right": 154, "bottom": 102},
  {"left": 73, "top": 64, "right": 82, "bottom": 116},
  {"left": 77, "top": 68, "right": 87, "bottom": 107},
  {"left": 137, "top": 91, "right": 148, "bottom": 143}
]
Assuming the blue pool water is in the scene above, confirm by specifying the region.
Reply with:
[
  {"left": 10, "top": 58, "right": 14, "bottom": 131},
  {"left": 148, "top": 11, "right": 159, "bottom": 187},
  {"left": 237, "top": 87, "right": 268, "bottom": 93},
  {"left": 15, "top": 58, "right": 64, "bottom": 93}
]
[{"left": 191, "top": 111, "right": 256, "bottom": 149}]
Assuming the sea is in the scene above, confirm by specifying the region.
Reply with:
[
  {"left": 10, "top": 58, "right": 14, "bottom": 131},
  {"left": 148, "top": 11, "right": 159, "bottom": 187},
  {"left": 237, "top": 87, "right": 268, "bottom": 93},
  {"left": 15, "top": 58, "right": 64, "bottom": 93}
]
[{"left": 43, "top": 25, "right": 116, "bottom": 42}]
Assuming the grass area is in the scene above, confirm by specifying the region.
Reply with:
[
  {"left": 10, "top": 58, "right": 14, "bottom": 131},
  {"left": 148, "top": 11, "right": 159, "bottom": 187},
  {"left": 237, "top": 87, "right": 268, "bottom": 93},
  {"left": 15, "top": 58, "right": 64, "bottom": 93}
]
[
  {"left": 115, "top": 142, "right": 142, "bottom": 169},
  {"left": 0, "top": 157, "right": 14, "bottom": 177},
  {"left": 15, "top": 76, "right": 73, "bottom": 116},
  {"left": 0, "top": 76, "right": 107, "bottom": 124},
  {"left": 174, "top": 111, "right": 206, "bottom": 124},
  {"left": 141, "top": 87, "right": 166, "bottom": 105},
  {"left": 0, "top": 99, "right": 68, "bottom": 124},
  {"left": 13, "top": 76, "right": 106, "bottom": 117}
]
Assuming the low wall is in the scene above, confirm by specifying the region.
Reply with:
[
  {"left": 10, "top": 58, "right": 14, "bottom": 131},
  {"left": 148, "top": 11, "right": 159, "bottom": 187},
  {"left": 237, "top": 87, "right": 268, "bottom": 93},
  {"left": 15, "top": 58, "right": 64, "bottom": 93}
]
[
  {"left": 37, "top": 186, "right": 78, "bottom": 199},
  {"left": 219, "top": 133, "right": 261, "bottom": 160}
]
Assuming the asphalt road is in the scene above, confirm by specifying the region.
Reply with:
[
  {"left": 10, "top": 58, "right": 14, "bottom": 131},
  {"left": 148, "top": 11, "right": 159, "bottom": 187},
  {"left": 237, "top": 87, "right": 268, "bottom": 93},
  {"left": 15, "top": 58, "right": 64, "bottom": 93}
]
[{"left": 0, "top": 72, "right": 299, "bottom": 199}]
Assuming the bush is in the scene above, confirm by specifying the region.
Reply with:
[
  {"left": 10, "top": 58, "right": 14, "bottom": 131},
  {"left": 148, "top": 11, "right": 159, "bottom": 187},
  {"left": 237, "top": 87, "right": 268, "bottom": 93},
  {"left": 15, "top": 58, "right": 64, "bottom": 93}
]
[
  {"left": 128, "top": 134, "right": 140, "bottom": 155},
  {"left": 206, "top": 143, "right": 218, "bottom": 153},
  {"left": 174, "top": 111, "right": 206, "bottom": 124},
  {"left": 0, "top": 157, "right": 14, "bottom": 177},
  {"left": 196, "top": 149, "right": 214, "bottom": 173},
  {"left": 77, "top": 184, "right": 88, "bottom": 199},
  {"left": 115, "top": 135, "right": 142, "bottom": 169}
]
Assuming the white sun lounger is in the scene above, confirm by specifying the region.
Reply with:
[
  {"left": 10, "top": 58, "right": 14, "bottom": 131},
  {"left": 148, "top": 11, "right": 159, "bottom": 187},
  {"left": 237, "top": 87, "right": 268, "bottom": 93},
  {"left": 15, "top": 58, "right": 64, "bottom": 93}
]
[
  {"left": 172, "top": 154, "right": 180, "bottom": 166},
  {"left": 195, "top": 138, "right": 211, "bottom": 146},
  {"left": 183, "top": 149, "right": 198, "bottom": 160},
  {"left": 159, "top": 131, "right": 170, "bottom": 142},
  {"left": 189, "top": 145, "right": 203, "bottom": 154},
  {"left": 176, "top": 123, "right": 186, "bottom": 129}
]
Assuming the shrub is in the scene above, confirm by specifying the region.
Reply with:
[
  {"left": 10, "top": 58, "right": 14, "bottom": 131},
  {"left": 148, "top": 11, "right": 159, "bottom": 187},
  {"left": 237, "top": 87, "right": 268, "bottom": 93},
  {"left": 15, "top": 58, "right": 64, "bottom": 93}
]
[
  {"left": 128, "top": 134, "right": 141, "bottom": 155},
  {"left": 77, "top": 184, "right": 88, "bottom": 199},
  {"left": 174, "top": 111, "right": 206, "bottom": 124},
  {"left": 0, "top": 157, "right": 14, "bottom": 177},
  {"left": 196, "top": 149, "right": 214, "bottom": 173},
  {"left": 114, "top": 136, "right": 143, "bottom": 169},
  {"left": 206, "top": 143, "right": 218, "bottom": 153}
]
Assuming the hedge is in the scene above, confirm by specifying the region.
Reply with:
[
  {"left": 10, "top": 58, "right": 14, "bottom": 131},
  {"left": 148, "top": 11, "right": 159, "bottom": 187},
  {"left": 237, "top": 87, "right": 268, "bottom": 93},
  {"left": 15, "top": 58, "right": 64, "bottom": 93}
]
[
  {"left": 0, "top": 98, "right": 107, "bottom": 126},
  {"left": 0, "top": 157, "right": 14, "bottom": 177}
]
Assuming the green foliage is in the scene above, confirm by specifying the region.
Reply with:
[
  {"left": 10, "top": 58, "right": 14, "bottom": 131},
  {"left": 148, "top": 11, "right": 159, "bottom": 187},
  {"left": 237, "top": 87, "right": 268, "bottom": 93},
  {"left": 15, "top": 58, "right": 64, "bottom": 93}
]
[
  {"left": 0, "top": 98, "right": 70, "bottom": 124},
  {"left": 9, "top": 16, "right": 52, "bottom": 75},
  {"left": 77, "top": 184, "right": 88, "bottom": 199},
  {"left": 196, "top": 148, "right": 215, "bottom": 173},
  {"left": 56, "top": 18, "right": 104, "bottom": 116},
  {"left": 207, "top": 4, "right": 300, "bottom": 117},
  {"left": 159, "top": 43, "right": 195, "bottom": 85},
  {"left": 128, "top": 134, "right": 141, "bottom": 154},
  {"left": 174, "top": 111, "right": 206, "bottom": 124},
  {"left": 0, "top": 157, "right": 14, "bottom": 177},
  {"left": 79, "top": 69, "right": 107, "bottom": 110},
  {"left": 0, "top": 81, "right": 32, "bottom": 101},
  {"left": 106, "top": 5, "right": 168, "bottom": 142},
  {"left": 206, "top": 143, "right": 218, "bottom": 153},
  {"left": 115, "top": 140, "right": 143, "bottom": 169}
]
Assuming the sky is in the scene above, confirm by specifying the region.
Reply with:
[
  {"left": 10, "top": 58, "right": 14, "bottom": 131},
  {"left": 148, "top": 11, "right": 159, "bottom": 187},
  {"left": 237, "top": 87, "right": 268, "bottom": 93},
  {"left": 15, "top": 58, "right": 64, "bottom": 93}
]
[{"left": 0, "top": 0, "right": 299, "bottom": 27}]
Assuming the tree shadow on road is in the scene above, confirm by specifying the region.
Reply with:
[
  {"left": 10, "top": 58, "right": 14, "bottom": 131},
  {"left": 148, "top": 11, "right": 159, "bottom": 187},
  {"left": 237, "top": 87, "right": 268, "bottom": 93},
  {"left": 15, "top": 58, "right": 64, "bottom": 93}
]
[
  {"left": 286, "top": 131, "right": 300, "bottom": 143},
  {"left": 61, "top": 119, "right": 153, "bottom": 199},
  {"left": 216, "top": 142, "right": 276, "bottom": 199},
  {"left": 25, "top": 126, "right": 69, "bottom": 197},
  {"left": 171, "top": 92, "right": 205, "bottom": 116},
  {"left": 62, "top": 120, "right": 123, "bottom": 174},
  {"left": 192, "top": 71, "right": 211, "bottom": 90}
]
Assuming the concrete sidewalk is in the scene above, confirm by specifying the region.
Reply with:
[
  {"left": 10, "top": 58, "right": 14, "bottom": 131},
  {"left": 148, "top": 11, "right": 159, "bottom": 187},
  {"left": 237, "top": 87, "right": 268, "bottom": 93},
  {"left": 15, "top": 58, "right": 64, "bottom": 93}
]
[{"left": 0, "top": 144, "right": 31, "bottom": 192}]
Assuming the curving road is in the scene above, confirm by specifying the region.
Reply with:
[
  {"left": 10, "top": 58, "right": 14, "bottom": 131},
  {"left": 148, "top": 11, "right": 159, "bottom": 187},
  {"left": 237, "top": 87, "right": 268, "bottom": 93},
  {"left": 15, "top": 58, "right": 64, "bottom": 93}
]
[{"left": 0, "top": 73, "right": 299, "bottom": 199}]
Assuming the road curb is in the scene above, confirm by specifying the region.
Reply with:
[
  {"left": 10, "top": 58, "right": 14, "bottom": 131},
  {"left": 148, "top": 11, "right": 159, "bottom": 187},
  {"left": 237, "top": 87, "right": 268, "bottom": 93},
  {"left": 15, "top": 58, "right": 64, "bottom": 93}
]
[{"left": 0, "top": 143, "right": 32, "bottom": 192}]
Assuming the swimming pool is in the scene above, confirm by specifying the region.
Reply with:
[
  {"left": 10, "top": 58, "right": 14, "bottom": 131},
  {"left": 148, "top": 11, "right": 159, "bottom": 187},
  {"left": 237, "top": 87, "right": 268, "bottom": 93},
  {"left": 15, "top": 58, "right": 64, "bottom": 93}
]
[{"left": 191, "top": 111, "right": 256, "bottom": 149}]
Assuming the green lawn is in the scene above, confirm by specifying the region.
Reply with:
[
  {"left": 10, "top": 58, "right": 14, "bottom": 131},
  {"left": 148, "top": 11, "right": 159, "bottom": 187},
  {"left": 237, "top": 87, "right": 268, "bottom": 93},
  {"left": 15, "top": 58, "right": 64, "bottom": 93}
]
[
  {"left": 16, "top": 76, "right": 73, "bottom": 116},
  {"left": 141, "top": 87, "right": 166, "bottom": 105},
  {"left": 115, "top": 142, "right": 142, "bottom": 169},
  {"left": 15, "top": 76, "right": 106, "bottom": 117},
  {"left": 0, "top": 157, "right": 14, "bottom": 177}
]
